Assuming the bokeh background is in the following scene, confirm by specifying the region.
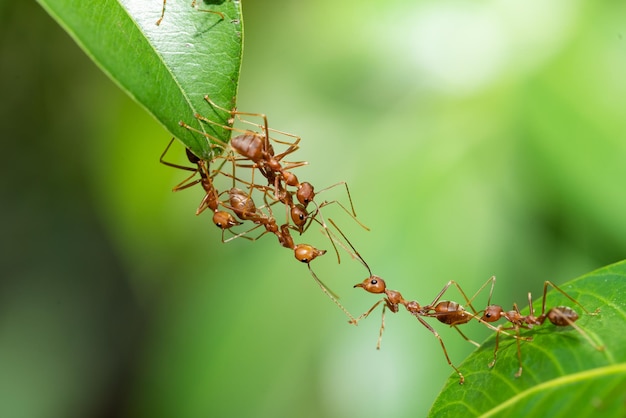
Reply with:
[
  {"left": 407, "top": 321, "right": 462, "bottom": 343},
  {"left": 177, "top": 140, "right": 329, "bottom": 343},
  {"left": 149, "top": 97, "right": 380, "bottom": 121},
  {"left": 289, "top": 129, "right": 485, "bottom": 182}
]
[{"left": 2, "top": 0, "right": 626, "bottom": 417}]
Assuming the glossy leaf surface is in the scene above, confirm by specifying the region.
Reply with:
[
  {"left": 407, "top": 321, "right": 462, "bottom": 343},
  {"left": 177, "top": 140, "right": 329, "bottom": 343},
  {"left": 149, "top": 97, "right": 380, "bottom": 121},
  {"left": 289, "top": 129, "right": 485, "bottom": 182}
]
[
  {"left": 37, "top": 0, "right": 244, "bottom": 158},
  {"left": 429, "top": 260, "right": 626, "bottom": 418}
]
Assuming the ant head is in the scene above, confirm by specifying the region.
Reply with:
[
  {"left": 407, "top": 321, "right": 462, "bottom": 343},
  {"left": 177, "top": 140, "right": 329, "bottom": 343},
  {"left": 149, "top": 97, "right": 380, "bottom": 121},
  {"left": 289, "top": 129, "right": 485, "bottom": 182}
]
[
  {"left": 296, "top": 182, "right": 315, "bottom": 206},
  {"left": 294, "top": 244, "right": 326, "bottom": 264},
  {"left": 354, "top": 275, "right": 386, "bottom": 294},
  {"left": 290, "top": 205, "right": 308, "bottom": 231},
  {"left": 482, "top": 305, "right": 503, "bottom": 322},
  {"left": 213, "top": 211, "right": 241, "bottom": 230}
]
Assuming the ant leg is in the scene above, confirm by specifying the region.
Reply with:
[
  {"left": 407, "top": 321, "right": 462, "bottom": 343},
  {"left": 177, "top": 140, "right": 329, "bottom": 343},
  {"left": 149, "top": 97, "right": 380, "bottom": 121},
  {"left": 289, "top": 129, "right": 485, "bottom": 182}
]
[
  {"left": 426, "top": 280, "right": 477, "bottom": 312},
  {"left": 159, "top": 138, "right": 206, "bottom": 191},
  {"left": 156, "top": 0, "right": 167, "bottom": 25},
  {"left": 415, "top": 315, "right": 465, "bottom": 384},
  {"left": 179, "top": 120, "right": 229, "bottom": 153},
  {"left": 315, "top": 181, "right": 360, "bottom": 217},
  {"left": 203, "top": 95, "right": 272, "bottom": 149},
  {"left": 376, "top": 304, "right": 388, "bottom": 350},
  {"left": 514, "top": 327, "right": 524, "bottom": 378},
  {"left": 306, "top": 264, "right": 356, "bottom": 323},
  {"left": 190, "top": 1, "right": 225, "bottom": 19},
  {"left": 488, "top": 325, "right": 516, "bottom": 369},
  {"left": 316, "top": 199, "right": 370, "bottom": 231},
  {"left": 488, "top": 326, "right": 502, "bottom": 369},
  {"left": 308, "top": 212, "right": 341, "bottom": 264},
  {"left": 221, "top": 222, "right": 263, "bottom": 243},
  {"left": 160, "top": 138, "right": 197, "bottom": 172},
  {"left": 350, "top": 299, "right": 384, "bottom": 326},
  {"left": 488, "top": 324, "right": 525, "bottom": 377},
  {"left": 451, "top": 326, "right": 480, "bottom": 347}
]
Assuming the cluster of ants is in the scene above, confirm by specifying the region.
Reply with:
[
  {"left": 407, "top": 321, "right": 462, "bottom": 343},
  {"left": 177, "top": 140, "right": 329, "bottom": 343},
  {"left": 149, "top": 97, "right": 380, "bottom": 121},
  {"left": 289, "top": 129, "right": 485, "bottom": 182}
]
[
  {"left": 161, "top": 95, "right": 604, "bottom": 385},
  {"left": 155, "top": 3, "right": 604, "bottom": 385},
  {"left": 161, "top": 95, "right": 369, "bottom": 321}
]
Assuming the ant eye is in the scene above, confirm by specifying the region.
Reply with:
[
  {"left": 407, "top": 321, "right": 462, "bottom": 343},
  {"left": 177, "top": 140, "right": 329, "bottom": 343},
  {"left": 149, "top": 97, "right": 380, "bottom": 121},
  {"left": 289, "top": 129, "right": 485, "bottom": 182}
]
[
  {"left": 215, "top": 222, "right": 223, "bottom": 228},
  {"left": 371, "top": 279, "right": 378, "bottom": 285},
  {"left": 299, "top": 258, "right": 309, "bottom": 263}
]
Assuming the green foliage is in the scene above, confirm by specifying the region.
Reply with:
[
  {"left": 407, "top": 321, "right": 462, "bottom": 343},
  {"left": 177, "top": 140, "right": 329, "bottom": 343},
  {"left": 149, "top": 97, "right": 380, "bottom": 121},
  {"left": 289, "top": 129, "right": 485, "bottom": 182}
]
[
  {"left": 20, "top": 1, "right": 626, "bottom": 417},
  {"left": 429, "top": 260, "right": 626, "bottom": 417},
  {"left": 36, "top": 0, "right": 243, "bottom": 159}
]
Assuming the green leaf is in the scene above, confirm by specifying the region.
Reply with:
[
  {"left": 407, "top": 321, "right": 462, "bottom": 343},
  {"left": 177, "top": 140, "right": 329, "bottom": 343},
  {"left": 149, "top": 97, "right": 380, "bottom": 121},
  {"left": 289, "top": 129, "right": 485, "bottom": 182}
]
[
  {"left": 429, "top": 260, "right": 626, "bottom": 417},
  {"left": 36, "top": 0, "right": 244, "bottom": 159}
]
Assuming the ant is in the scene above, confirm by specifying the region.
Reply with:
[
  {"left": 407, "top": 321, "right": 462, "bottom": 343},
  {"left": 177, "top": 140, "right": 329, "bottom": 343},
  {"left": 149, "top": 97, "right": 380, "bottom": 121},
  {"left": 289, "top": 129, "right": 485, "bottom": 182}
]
[
  {"left": 156, "top": 1, "right": 225, "bottom": 26},
  {"left": 160, "top": 138, "right": 247, "bottom": 242},
  {"left": 480, "top": 279, "right": 603, "bottom": 378}
]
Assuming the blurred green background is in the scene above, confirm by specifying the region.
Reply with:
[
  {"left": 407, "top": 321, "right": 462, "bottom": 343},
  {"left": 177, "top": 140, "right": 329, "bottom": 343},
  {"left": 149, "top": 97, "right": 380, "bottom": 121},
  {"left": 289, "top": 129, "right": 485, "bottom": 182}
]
[{"left": 2, "top": 1, "right": 626, "bottom": 417}]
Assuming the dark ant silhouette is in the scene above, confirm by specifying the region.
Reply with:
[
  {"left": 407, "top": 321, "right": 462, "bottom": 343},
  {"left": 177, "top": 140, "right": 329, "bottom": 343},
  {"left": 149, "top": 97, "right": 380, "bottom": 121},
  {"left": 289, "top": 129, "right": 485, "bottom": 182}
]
[
  {"left": 156, "top": 1, "right": 225, "bottom": 26},
  {"left": 480, "top": 279, "right": 603, "bottom": 377}
]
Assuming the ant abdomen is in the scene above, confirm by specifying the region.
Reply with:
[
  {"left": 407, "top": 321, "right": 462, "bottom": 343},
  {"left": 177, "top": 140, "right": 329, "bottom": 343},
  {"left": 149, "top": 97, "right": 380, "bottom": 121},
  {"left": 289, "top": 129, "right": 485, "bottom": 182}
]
[
  {"left": 433, "top": 301, "right": 472, "bottom": 326},
  {"left": 545, "top": 306, "right": 579, "bottom": 326},
  {"left": 231, "top": 133, "right": 266, "bottom": 162}
]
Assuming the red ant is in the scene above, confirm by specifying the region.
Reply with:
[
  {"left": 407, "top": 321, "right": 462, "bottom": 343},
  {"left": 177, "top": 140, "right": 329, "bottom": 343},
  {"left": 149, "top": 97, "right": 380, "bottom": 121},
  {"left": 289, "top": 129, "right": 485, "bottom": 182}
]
[
  {"left": 156, "top": 1, "right": 225, "bottom": 26},
  {"left": 160, "top": 138, "right": 248, "bottom": 242},
  {"left": 480, "top": 279, "right": 603, "bottom": 377}
]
